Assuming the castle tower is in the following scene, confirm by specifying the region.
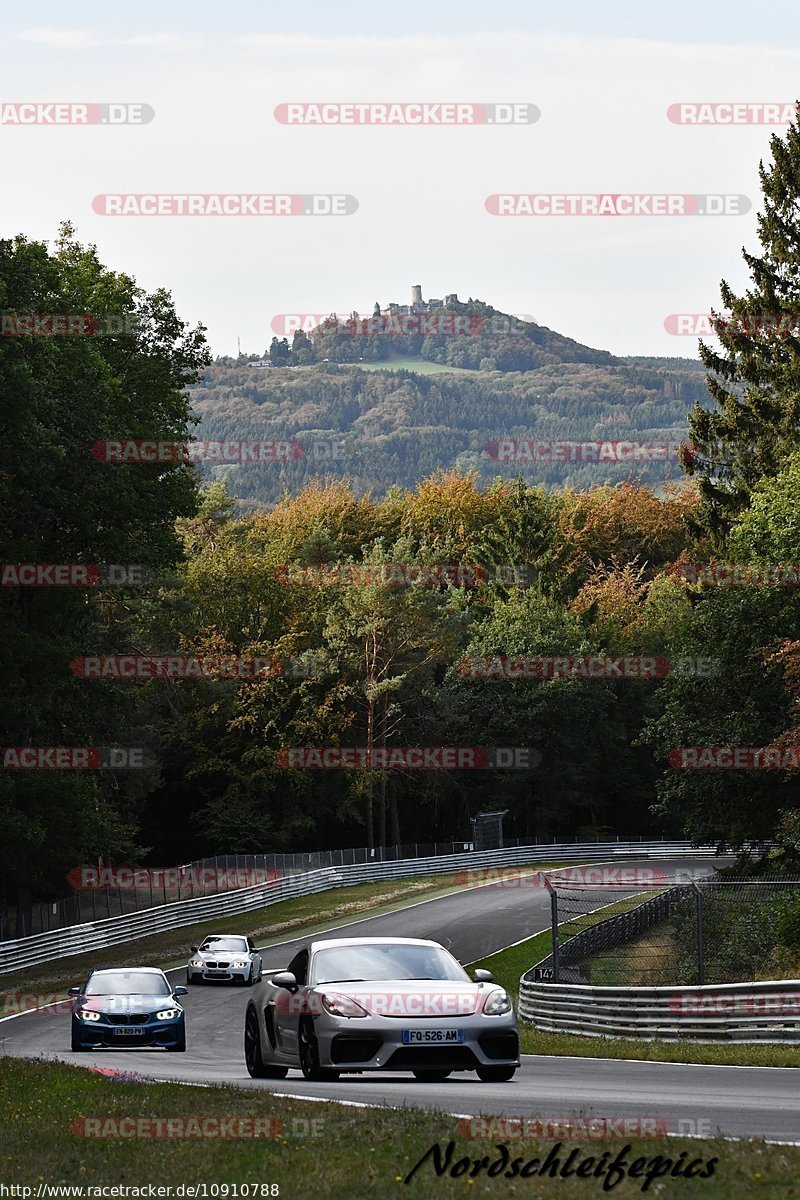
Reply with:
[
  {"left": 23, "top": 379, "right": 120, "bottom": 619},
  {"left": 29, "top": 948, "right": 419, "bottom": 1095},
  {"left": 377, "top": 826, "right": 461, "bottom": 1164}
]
[{"left": 411, "top": 284, "right": 423, "bottom": 307}]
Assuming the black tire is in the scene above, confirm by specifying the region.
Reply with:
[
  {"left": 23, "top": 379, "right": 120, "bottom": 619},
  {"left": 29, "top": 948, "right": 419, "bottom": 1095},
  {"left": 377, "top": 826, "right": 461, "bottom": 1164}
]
[
  {"left": 245, "top": 1007, "right": 288, "bottom": 1079},
  {"left": 298, "top": 1018, "right": 339, "bottom": 1082},
  {"left": 71, "top": 1027, "right": 86, "bottom": 1052},
  {"left": 186, "top": 973, "right": 197, "bottom": 985},
  {"left": 476, "top": 1065, "right": 516, "bottom": 1082},
  {"left": 167, "top": 1030, "right": 187, "bottom": 1052},
  {"left": 412, "top": 1070, "right": 452, "bottom": 1081}
]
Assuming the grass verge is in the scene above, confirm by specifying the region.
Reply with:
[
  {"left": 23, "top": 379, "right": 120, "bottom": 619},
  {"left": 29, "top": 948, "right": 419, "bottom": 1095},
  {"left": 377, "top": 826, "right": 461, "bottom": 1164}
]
[{"left": 2, "top": 1058, "right": 797, "bottom": 1197}]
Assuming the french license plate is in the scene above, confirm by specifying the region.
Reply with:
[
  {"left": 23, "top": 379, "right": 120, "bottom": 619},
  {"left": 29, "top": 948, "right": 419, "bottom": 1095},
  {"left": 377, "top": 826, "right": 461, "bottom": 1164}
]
[
  {"left": 402, "top": 1028, "right": 464, "bottom": 1044},
  {"left": 114, "top": 1027, "right": 145, "bottom": 1036}
]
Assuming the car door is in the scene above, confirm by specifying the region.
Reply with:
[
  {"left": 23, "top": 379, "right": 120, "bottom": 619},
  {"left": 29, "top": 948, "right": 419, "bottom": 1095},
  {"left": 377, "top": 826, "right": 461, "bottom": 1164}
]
[{"left": 271, "top": 948, "right": 309, "bottom": 1060}]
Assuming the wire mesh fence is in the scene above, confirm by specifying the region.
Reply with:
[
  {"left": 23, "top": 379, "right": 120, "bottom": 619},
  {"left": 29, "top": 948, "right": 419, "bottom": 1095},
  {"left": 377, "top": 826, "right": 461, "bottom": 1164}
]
[
  {"left": 534, "top": 873, "right": 800, "bottom": 987},
  {"left": 0, "top": 835, "right": 696, "bottom": 941}
]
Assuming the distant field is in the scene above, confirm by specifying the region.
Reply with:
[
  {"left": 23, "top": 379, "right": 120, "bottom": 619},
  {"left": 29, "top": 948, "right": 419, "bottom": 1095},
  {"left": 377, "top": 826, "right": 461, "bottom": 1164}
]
[{"left": 318, "top": 357, "right": 481, "bottom": 376}]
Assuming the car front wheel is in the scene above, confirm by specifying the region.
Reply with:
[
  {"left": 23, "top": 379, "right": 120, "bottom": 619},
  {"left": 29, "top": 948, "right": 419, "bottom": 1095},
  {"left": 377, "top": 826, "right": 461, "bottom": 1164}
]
[
  {"left": 298, "top": 1018, "right": 339, "bottom": 1082},
  {"left": 476, "top": 1065, "right": 516, "bottom": 1082},
  {"left": 245, "top": 1007, "right": 288, "bottom": 1079}
]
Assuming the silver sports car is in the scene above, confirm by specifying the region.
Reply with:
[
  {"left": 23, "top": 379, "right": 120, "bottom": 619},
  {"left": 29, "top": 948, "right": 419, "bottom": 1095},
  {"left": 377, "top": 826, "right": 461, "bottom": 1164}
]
[
  {"left": 187, "top": 934, "right": 263, "bottom": 985},
  {"left": 244, "top": 936, "right": 519, "bottom": 1082}
]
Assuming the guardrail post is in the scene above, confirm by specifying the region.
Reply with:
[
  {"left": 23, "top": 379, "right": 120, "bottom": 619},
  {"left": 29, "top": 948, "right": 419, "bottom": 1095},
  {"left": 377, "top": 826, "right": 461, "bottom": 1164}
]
[
  {"left": 693, "top": 881, "right": 705, "bottom": 985},
  {"left": 544, "top": 876, "right": 560, "bottom": 983}
]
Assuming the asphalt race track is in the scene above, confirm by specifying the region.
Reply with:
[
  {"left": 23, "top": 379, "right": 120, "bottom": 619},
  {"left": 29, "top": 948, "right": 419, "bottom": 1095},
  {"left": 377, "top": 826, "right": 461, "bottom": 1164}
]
[{"left": 3, "top": 858, "right": 799, "bottom": 1142}]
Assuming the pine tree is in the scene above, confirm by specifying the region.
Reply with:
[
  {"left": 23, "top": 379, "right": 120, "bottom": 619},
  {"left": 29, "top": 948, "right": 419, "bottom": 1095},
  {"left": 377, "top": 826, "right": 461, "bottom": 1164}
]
[{"left": 684, "top": 104, "right": 800, "bottom": 539}]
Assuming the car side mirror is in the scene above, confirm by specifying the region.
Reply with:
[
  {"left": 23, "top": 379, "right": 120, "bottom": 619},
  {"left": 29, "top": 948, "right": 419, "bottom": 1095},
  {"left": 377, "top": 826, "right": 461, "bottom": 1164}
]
[
  {"left": 190, "top": 946, "right": 199, "bottom": 953},
  {"left": 272, "top": 971, "right": 298, "bottom": 992},
  {"left": 67, "top": 986, "right": 81, "bottom": 996},
  {"left": 173, "top": 986, "right": 188, "bottom": 997},
  {"left": 473, "top": 969, "right": 494, "bottom": 983}
]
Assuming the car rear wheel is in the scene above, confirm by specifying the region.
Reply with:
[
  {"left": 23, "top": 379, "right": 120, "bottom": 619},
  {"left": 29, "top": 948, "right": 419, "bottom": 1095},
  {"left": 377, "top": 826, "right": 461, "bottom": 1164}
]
[
  {"left": 412, "top": 1070, "right": 452, "bottom": 1081},
  {"left": 299, "top": 1018, "right": 340, "bottom": 1082},
  {"left": 245, "top": 1007, "right": 288, "bottom": 1079},
  {"left": 476, "top": 1065, "right": 516, "bottom": 1082}
]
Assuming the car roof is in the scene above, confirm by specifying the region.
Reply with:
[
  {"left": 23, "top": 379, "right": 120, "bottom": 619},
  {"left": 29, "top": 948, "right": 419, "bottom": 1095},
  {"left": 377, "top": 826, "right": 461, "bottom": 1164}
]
[
  {"left": 201, "top": 933, "right": 248, "bottom": 939},
  {"left": 88, "top": 966, "right": 165, "bottom": 975},
  {"left": 308, "top": 936, "right": 444, "bottom": 954}
]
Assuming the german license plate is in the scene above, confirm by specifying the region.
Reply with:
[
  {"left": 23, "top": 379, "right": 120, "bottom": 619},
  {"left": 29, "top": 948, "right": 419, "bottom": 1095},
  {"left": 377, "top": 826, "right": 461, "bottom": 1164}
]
[
  {"left": 114, "top": 1027, "right": 145, "bottom": 1036},
  {"left": 402, "top": 1028, "right": 464, "bottom": 1044}
]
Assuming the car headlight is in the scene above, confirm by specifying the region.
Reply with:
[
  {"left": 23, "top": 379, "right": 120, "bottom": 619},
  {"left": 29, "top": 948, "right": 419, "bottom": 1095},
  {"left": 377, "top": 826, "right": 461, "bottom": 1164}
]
[
  {"left": 156, "top": 1007, "right": 182, "bottom": 1021},
  {"left": 232, "top": 961, "right": 248, "bottom": 969},
  {"left": 483, "top": 989, "right": 513, "bottom": 1016},
  {"left": 319, "top": 992, "right": 368, "bottom": 1018},
  {"left": 190, "top": 959, "right": 204, "bottom": 967},
  {"left": 77, "top": 1008, "right": 101, "bottom": 1022}
]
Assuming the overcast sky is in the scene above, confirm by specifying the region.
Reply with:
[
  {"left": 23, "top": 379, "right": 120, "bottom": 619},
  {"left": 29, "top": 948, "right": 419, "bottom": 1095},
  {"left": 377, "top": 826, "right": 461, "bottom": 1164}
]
[{"left": 2, "top": 2, "right": 798, "bottom": 358}]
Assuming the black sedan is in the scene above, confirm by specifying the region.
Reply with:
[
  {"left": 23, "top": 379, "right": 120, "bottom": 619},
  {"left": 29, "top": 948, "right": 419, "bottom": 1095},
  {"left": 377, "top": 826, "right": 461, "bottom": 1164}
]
[{"left": 69, "top": 967, "right": 187, "bottom": 1051}]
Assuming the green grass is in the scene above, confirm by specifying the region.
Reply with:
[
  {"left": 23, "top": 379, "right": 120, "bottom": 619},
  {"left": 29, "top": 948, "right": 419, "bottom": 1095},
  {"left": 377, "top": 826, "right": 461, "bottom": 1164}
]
[
  {"left": 334, "top": 357, "right": 480, "bottom": 376},
  {"left": 3, "top": 1059, "right": 798, "bottom": 1197},
  {"left": 468, "top": 902, "right": 800, "bottom": 1068},
  {"left": 0, "top": 865, "right": 567, "bottom": 1010}
]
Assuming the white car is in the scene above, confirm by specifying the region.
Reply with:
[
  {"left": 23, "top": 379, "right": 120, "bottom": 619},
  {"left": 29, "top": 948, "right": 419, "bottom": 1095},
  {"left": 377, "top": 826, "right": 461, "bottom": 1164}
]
[
  {"left": 244, "top": 935, "right": 519, "bottom": 1081},
  {"left": 187, "top": 935, "right": 263, "bottom": 985}
]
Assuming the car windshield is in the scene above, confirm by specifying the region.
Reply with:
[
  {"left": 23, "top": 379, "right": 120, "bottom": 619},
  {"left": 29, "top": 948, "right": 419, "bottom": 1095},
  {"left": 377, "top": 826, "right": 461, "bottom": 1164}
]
[
  {"left": 311, "top": 944, "right": 469, "bottom": 985},
  {"left": 200, "top": 937, "right": 248, "bottom": 953},
  {"left": 85, "top": 972, "right": 171, "bottom": 996}
]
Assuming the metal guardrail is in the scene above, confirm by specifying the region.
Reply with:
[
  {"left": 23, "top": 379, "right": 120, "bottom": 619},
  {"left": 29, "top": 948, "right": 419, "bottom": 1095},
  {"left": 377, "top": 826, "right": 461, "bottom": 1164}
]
[
  {"left": 518, "top": 977, "right": 800, "bottom": 1042},
  {"left": 0, "top": 840, "right": 717, "bottom": 974}
]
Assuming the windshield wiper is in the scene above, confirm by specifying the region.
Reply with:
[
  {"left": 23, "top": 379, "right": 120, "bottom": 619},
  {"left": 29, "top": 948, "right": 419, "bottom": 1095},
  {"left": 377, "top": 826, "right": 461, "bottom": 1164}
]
[{"left": 317, "top": 977, "right": 366, "bottom": 984}]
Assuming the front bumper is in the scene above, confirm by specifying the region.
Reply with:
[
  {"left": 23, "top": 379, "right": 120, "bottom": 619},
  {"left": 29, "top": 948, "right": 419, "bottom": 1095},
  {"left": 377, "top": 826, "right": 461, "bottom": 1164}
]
[
  {"left": 188, "top": 964, "right": 250, "bottom": 983},
  {"left": 72, "top": 1016, "right": 185, "bottom": 1048},
  {"left": 315, "top": 1018, "right": 519, "bottom": 1072}
]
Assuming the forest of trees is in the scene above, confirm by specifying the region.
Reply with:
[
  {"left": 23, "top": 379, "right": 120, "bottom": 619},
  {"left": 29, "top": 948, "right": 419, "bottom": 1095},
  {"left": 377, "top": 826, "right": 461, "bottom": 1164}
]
[
  {"left": 4, "top": 112, "right": 800, "bottom": 925},
  {"left": 191, "top": 355, "right": 710, "bottom": 507}
]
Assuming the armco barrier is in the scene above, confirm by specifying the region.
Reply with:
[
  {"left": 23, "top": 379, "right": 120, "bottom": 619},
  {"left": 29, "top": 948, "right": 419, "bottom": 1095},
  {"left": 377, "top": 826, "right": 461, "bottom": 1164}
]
[
  {"left": 517, "top": 977, "right": 800, "bottom": 1043},
  {"left": 0, "top": 841, "right": 717, "bottom": 973}
]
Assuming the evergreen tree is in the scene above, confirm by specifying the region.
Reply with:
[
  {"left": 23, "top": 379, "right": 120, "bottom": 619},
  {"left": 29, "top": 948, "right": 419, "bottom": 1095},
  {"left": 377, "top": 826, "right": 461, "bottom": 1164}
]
[{"left": 685, "top": 104, "right": 800, "bottom": 538}]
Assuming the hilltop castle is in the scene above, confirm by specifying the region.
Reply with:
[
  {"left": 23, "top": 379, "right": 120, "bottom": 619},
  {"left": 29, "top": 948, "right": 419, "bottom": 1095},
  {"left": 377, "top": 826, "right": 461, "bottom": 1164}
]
[{"left": 378, "top": 285, "right": 460, "bottom": 318}]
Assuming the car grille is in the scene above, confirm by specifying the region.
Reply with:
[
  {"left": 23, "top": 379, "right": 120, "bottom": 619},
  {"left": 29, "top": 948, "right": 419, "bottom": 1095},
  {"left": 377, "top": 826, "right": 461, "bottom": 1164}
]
[
  {"left": 204, "top": 961, "right": 230, "bottom": 968},
  {"left": 106, "top": 1013, "right": 151, "bottom": 1025},
  {"left": 385, "top": 1046, "right": 478, "bottom": 1070}
]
